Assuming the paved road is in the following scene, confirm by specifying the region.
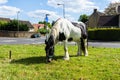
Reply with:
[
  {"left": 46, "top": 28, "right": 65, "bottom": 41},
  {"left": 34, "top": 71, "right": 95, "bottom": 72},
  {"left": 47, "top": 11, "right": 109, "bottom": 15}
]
[
  {"left": 89, "top": 41, "right": 120, "bottom": 48},
  {"left": 0, "top": 37, "right": 120, "bottom": 48},
  {"left": 0, "top": 37, "right": 45, "bottom": 45}
]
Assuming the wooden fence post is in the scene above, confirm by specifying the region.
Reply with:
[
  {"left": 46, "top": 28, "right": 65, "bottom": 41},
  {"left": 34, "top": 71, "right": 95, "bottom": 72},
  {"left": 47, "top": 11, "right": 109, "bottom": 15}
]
[{"left": 9, "top": 50, "right": 12, "bottom": 59}]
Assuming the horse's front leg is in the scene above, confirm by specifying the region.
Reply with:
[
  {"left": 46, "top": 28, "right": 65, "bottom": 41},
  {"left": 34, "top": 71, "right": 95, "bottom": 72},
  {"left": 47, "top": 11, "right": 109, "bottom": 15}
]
[{"left": 63, "top": 40, "right": 69, "bottom": 60}]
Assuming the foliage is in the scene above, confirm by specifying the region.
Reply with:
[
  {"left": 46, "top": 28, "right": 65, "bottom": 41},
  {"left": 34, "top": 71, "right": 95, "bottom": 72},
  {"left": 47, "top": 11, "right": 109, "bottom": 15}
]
[
  {"left": 0, "top": 20, "right": 29, "bottom": 31},
  {"left": 37, "top": 28, "right": 49, "bottom": 34},
  {"left": 0, "top": 21, "right": 8, "bottom": 30},
  {"left": 78, "top": 14, "right": 89, "bottom": 23},
  {"left": 0, "top": 21, "right": 8, "bottom": 25},
  {"left": 104, "top": 2, "right": 120, "bottom": 15},
  {"left": 0, "top": 44, "right": 120, "bottom": 80},
  {"left": 38, "top": 21, "right": 52, "bottom": 29},
  {"left": 88, "top": 28, "right": 120, "bottom": 41},
  {"left": 19, "top": 24, "right": 29, "bottom": 31}
]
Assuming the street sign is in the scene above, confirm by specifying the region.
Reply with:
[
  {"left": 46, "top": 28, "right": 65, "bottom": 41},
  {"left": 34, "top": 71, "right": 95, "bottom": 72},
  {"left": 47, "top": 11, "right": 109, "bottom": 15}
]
[{"left": 45, "top": 14, "right": 49, "bottom": 22}]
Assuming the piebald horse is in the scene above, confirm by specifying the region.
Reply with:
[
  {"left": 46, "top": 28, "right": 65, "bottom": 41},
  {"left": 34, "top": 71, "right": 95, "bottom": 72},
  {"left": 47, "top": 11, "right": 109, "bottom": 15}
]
[{"left": 45, "top": 18, "right": 88, "bottom": 62}]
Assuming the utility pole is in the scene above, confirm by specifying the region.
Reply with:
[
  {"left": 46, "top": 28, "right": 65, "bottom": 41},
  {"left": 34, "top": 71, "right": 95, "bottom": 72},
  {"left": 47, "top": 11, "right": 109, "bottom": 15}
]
[{"left": 17, "top": 11, "right": 20, "bottom": 36}]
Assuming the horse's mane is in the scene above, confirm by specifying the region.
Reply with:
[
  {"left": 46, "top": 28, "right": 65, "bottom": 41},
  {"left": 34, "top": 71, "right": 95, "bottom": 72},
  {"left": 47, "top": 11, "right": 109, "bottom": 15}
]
[{"left": 50, "top": 18, "right": 62, "bottom": 38}]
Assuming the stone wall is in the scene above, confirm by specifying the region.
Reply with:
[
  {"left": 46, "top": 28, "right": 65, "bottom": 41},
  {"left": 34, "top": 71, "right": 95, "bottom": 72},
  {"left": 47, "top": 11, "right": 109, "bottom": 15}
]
[{"left": 0, "top": 31, "right": 36, "bottom": 38}]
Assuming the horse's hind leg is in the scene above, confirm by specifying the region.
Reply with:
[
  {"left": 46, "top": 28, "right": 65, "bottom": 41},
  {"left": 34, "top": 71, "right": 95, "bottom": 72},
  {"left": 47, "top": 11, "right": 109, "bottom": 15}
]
[
  {"left": 63, "top": 40, "right": 69, "bottom": 60},
  {"left": 77, "top": 42, "right": 82, "bottom": 56},
  {"left": 83, "top": 39, "right": 88, "bottom": 56}
]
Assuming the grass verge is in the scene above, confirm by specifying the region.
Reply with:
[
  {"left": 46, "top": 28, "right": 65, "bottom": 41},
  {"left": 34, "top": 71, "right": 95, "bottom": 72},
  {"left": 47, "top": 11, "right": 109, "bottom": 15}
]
[{"left": 0, "top": 44, "right": 120, "bottom": 80}]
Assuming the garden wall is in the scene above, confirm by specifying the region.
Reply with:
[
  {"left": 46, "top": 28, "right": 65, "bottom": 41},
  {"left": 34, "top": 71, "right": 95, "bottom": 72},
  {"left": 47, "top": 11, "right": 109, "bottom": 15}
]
[{"left": 0, "top": 31, "right": 35, "bottom": 38}]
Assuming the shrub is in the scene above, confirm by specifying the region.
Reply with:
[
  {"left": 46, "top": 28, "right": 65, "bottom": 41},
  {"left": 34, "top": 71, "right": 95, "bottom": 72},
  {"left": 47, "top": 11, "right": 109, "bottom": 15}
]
[
  {"left": 0, "top": 20, "right": 29, "bottom": 31},
  {"left": 37, "top": 28, "right": 49, "bottom": 34},
  {"left": 88, "top": 28, "right": 120, "bottom": 41}
]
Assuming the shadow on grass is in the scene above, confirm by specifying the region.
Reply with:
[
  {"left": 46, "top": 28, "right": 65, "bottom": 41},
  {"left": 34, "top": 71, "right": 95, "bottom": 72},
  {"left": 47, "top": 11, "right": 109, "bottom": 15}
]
[
  {"left": 11, "top": 56, "right": 46, "bottom": 65},
  {"left": 10, "top": 56, "right": 65, "bottom": 65}
]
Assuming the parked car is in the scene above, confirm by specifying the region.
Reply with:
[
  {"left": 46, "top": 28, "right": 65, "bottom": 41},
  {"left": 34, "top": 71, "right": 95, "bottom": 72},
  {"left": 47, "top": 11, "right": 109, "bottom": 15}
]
[{"left": 31, "top": 33, "right": 41, "bottom": 38}]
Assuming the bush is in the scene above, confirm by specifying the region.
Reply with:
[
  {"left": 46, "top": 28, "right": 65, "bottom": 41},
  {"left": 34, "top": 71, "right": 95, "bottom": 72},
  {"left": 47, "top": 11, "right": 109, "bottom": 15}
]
[
  {"left": 88, "top": 28, "right": 120, "bottom": 41},
  {"left": 0, "top": 20, "right": 29, "bottom": 31},
  {"left": 37, "top": 28, "right": 49, "bottom": 34}
]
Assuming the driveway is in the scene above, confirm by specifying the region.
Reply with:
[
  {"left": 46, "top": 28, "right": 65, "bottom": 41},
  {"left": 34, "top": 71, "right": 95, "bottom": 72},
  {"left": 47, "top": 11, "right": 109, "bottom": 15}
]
[{"left": 0, "top": 37, "right": 120, "bottom": 48}]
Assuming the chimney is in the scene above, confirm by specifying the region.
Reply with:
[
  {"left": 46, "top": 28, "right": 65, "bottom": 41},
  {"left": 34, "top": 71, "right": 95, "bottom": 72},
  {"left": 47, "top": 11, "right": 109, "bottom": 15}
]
[{"left": 94, "top": 9, "right": 97, "bottom": 13}]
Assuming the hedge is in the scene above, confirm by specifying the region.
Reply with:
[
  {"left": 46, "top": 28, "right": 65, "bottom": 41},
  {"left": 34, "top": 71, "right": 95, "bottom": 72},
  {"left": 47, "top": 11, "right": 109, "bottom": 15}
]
[
  {"left": 88, "top": 28, "right": 120, "bottom": 41},
  {"left": 0, "top": 20, "right": 29, "bottom": 31}
]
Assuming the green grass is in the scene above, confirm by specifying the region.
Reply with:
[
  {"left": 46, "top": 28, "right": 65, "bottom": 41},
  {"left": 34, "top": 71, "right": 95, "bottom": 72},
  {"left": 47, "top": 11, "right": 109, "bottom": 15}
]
[{"left": 0, "top": 44, "right": 120, "bottom": 80}]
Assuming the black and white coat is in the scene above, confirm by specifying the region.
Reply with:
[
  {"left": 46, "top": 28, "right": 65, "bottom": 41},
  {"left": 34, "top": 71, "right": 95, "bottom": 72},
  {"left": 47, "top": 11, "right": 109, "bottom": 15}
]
[{"left": 45, "top": 18, "right": 88, "bottom": 62}]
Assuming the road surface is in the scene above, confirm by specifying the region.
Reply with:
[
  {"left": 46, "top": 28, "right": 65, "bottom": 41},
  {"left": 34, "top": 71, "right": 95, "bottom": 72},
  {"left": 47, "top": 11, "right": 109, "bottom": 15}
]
[
  {"left": 0, "top": 37, "right": 45, "bottom": 45},
  {"left": 0, "top": 37, "right": 120, "bottom": 48}
]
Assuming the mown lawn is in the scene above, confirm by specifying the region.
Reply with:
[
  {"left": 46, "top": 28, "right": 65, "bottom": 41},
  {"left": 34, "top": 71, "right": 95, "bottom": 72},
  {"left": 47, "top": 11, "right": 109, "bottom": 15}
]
[{"left": 0, "top": 44, "right": 120, "bottom": 80}]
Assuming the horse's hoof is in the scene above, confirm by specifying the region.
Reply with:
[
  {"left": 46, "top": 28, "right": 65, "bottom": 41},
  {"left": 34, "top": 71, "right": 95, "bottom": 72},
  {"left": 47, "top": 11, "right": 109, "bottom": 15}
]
[
  {"left": 77, "top": 54, "right": 82, "bottom": 56},
  {"left": 46, "top": 58, "right": 52, "bottom": 63},
  {"left": 77, "top": 52, "right": 82, "bottom": 56},
  {"left": 85, "top": 54, "right": 88, "bottom": 56},
  {"left": 63, "top": 57, "right": 69, "bottom": 60}
]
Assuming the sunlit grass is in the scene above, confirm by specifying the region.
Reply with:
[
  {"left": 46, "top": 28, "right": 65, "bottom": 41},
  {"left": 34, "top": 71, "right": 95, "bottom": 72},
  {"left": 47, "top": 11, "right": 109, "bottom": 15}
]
[{"left": 0, "top": 44, "right": 120, "bottom": 80}]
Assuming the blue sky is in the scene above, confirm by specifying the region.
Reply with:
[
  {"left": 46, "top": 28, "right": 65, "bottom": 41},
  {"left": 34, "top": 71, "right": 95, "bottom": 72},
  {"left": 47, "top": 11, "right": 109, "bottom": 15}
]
[{"left": 0, "top": 0, "right": 120, "bottom": 24}]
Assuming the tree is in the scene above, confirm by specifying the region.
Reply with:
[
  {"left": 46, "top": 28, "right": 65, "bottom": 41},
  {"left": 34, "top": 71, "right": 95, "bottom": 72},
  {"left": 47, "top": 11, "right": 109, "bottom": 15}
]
[
  {"left": 78, "top": 14, "right": 89, "bottom": 23},
  {"left": 104, "top": 2, "right": 120, "bottom": 15}
]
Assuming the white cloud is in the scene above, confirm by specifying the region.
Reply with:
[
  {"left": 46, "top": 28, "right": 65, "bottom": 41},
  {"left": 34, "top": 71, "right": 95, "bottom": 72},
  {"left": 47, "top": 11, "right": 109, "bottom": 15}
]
[
  {"left": 47, "top": 0, "right": 64, "bottom": 8},
  {"left": 108, "top": 0, "right": 120, "bottom": 3},
  {"left": 27, "top": 9, "right": 60, "bottom": 21},
  {"left": 0, "top": 0, "right": 7, "bottom": 4},
  {"left": 65, "top": 14, "right": 76, "bottom": 21},
  {"left": 0, "top": 0, "right": 21, "bottom": 17},
  {"left": 0, "top": 5, "right": 21, "bottom": 17},
  {"left": 47, "top": 0, "right": 98, "bottom": 13},
  {"left": 47, "top": 0, "right": 99, "bottom": 21}
]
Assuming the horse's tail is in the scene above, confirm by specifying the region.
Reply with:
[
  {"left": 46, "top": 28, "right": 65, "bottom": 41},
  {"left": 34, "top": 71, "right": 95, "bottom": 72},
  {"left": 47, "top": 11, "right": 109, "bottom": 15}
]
[{"left": 81, "top": 38, "right": 85, "bottom": 52}]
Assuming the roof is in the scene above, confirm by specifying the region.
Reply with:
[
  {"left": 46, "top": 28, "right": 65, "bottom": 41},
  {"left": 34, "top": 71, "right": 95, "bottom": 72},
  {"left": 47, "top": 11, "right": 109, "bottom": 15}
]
[
  {"left": 97, "top": 11, "right": 105, "bottom": 16},
  {"left": 92, "top": 9, "right": 105, "bottom": 16},
  {"left": 33, "top": 24, "right": 44, "bottom": 28},
  {"left": 19, "top": 20, "right": 33, "bottom": 28},
  {"left": 98, "top": 15, "right": 119, "bottom": 27},
  {"left": 0, "top": 17, "right": 11, "bottom": 22}
]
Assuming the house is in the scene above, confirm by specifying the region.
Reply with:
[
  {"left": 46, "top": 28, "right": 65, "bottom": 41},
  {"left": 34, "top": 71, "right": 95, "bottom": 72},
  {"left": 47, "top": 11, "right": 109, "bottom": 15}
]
[
  {"left": 33, "top": 24, "right": 44, "bottom": 32},
  {"left": 88, "top": 5, "right": 120, "bottom": 28},
  {"left": 0, "top": 17, "right": 11, "bottom": 22},
  {"left": 98, "top": 15, "right": 119, "bottom": 28},
  {"left": 19, "top": 20, "right": 34, "bottom": 32},
  {"left": 117, "top": 5, "right": 120, "bottom": 13},
  {"left": 88, "top": 9, "right": 105, "bottom": 28}
]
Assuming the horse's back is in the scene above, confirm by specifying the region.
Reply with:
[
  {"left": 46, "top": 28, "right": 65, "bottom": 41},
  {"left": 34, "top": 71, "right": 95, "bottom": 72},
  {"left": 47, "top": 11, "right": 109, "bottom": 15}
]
[
  {"left": 72, "top": 22, "right": 87, "bottom": 39},
  {"left": 51, "top": 18, "right": 87, "bottom": 41}
]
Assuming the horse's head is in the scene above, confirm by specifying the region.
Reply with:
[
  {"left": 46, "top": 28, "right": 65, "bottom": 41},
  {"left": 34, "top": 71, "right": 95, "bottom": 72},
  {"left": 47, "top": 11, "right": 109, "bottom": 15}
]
[{"left": 45, "top": 35, "right": 54, "bottom": 62}]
